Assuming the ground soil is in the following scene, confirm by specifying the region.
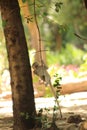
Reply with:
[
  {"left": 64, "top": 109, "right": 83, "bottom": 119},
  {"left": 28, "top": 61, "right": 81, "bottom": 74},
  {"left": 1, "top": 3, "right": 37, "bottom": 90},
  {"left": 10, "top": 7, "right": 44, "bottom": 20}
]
[{"left": 0, "top": 92, "right": 87, "bottom": 130}]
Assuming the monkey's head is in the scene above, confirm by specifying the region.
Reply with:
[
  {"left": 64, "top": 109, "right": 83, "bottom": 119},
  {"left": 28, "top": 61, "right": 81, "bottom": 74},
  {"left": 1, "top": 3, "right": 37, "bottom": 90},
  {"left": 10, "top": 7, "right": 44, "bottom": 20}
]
[{"left": 32, "top": 62, "right": 39, "bottom": 69}]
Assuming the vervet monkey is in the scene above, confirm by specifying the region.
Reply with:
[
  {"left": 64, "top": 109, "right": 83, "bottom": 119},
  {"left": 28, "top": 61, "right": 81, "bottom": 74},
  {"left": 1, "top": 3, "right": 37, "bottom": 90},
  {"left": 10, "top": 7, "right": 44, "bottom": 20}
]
[
  {"left": 32, "top": 62, "right": 62, "bottom": 118},
  {"left": 32, "top": 62, "right": 50, "bottom": 86}
]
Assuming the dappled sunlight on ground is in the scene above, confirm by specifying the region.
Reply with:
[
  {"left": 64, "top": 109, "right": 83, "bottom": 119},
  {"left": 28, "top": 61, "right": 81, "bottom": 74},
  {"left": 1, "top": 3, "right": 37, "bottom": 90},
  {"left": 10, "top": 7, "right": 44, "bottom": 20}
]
[
  {"left": 0, "top": 92, "right": 87, "bottom": 117},
  {"left": 0, "top": 92, "right": 87, "bottom": 130},
  {"left": 60, "top": 92, "right": 87, "bottom": 107},
  {"left": 0, "top": 100, "right": 13, "bottom": 117}
]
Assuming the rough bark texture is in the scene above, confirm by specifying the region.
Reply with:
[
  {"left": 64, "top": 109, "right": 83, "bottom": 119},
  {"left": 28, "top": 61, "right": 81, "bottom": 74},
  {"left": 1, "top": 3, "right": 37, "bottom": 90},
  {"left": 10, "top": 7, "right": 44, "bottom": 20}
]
[{"left": 0, "top": 0, "right": 36, "bottom": 130}]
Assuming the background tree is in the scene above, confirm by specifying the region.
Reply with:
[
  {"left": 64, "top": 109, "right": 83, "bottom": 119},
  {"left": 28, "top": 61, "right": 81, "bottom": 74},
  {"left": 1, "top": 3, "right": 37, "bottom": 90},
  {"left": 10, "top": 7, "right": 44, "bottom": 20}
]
[
  {"left": 19, "top": 0, "right": 46, "bottom": 64},
  {"left": 0, "top": 0, "right": 36, "bottom": 130},
  {"left": 36, "top": 0, "right": 87, "bottom": 51}
]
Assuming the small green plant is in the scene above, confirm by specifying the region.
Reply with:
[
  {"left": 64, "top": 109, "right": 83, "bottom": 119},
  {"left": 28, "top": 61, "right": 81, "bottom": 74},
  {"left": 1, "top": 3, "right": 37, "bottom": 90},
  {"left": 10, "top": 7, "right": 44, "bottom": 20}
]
[
  {"left": 53, "top": 73, "right": 62, "bottom": 119},
  {"left": 53, "top": 73, "right": 62, "bottom": 91},
  {"left": 34, "top": 72, "right": 62, "bottom": 129},
  {"left": 41, "top": 108, "right": 51, "bottom": 130},
  {"left": 55, "top": 2, "right": 63, "bottom": 12},
  {"left": 37, "top": 74, "right": 62, "bottom": 129},
  {"left": 36, "top": 107, "right": 58, "bottom": 130},
  {"left": 20, "top": 112, "right": 30, "bottom": 120}
]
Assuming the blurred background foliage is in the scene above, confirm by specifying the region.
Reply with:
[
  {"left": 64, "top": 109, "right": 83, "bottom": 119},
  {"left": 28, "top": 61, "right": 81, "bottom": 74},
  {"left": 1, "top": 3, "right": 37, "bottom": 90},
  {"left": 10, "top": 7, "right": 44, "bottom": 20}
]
[
  {"left": 0, "top": 0, "right": 87, "bottom": 93},
  {"left": 26, "top": 0, "right": 87, "bottom": 66}
]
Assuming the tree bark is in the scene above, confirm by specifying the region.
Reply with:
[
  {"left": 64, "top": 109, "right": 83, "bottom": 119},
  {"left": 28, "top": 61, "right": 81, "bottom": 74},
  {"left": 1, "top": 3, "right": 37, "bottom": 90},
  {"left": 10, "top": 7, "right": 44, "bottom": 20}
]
[
  {"left": 19, "top": 0, "right": 46, "bottom": 64},
  {"left": 0, "top": 0, "right": 36, "bottom": 130}
]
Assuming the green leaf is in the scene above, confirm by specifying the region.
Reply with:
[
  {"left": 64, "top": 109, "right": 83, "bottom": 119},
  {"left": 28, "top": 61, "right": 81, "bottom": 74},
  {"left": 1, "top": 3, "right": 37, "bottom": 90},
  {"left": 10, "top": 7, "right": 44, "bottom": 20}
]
[
  {"left": 20, "top": 112, "right": 25, "bottom": 116},
  {"left": 55, "top": 2, "right": 63, "bottom": 7},
  {"left": 22, "top": 0, "right": 26, "bottom": 3},
  {"left": 55, "top": 8, "right": 59, "bottom": 12},
  {"left": 53, "top": 105, "right": 58, "bottom": 111},
  {"left": 25, "top": 113, "right": 29, "bottom": 119},
  {"left": 55, "top": 2, "right": 63, "bottom": 13},
  {"left": 43, "top": 12, "right": 48, "bottom": 16}
]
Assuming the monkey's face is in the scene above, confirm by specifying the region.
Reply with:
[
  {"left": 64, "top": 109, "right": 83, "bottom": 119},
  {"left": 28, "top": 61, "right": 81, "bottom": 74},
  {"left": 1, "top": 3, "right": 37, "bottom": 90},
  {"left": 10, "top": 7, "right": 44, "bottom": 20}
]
[{"left": 32, "top": 62, "right": 39, "bottom": 69}]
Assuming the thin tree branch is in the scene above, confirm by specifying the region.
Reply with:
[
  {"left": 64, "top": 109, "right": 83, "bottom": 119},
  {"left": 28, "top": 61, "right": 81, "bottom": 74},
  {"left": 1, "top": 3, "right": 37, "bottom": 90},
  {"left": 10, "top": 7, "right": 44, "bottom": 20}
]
[{"left": 74, "top": 33, "right": 87, "bottom": 41}]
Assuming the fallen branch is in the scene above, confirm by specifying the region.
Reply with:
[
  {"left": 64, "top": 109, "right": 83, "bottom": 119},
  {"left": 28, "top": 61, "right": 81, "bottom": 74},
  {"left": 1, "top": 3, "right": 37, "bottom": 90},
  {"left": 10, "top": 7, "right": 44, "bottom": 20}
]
[{"left": 60, "top": 78, "right": 87, "bottom": 95}]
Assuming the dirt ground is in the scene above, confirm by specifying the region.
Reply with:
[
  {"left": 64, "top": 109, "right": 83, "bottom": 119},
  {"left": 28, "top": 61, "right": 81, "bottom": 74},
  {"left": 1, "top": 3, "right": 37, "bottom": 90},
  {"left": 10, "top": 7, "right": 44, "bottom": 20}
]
[{"left": 0, "top": 92, "right": 87, "bottom": 130}]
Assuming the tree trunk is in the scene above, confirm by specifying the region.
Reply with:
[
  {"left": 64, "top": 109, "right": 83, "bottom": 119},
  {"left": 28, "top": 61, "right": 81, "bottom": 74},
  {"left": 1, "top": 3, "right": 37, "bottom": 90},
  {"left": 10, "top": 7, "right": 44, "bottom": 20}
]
[
  {"left": 0, "top": 0, "right": 36, "bottom": 130},
  {"left": 19, "top": 0, "right": 46, "bottom": 64}
]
